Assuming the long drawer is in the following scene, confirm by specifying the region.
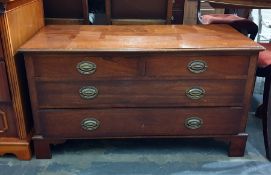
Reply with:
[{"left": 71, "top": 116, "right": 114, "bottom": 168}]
[
  {"left": 35, "top": 79, "right": 246, "bottom": 108},
  {"left": 38, "top": 108, "right": 243, "bottom": 138},
  {"left": 27, "top": 54, "right": 250, "bottom": 80}
]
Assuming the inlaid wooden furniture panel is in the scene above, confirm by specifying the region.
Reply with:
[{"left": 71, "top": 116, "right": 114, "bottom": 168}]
[
  {"left": 43, "top": 0, "right": 89, "bottom": 24},
  {"left": 0, "top": 62, "right": 17, "bottom": 137},
  {"left": 0, "top": 61, "right": 10, "bottom": 102},
  {"left": 0, "top": 38, "right": 4, "bottom": 60},
  {"left": 105, "top": 0, "right": 185, "bottom": 24},
  {"left": 20, "top": 24, "right": 263, "bottom": 159},
  {"left": 172, "top": 0, "right": 185, "bottom": 24},
  {"left": 0, "top": 0, "right": 44, "bottom": 160},
  {"left": 105, "top": 0, "right": 174, "bottom": 24},
  {"left": 183, "top": 0, "right": 198, "bottom": 24},
  {"left": 0, "top": 105, "right": 17, "bottom": 137},
  {"left": 199, "top": 0, "right": 224, "bottom": 16}
]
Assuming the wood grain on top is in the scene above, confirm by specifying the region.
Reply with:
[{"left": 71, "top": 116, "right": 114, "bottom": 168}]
[{"left": 19, "top": 25, "right": 264, "bottom": 52}]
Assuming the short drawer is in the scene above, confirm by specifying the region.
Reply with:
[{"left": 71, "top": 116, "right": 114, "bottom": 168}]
[
  {"left": 27, "top": 54, "right": 140, "bottom": 79},
  {"left": 38, "top": 108, "right": 243, "bottom": 138},
  {"left": 146, "top": 55, "right": 250, "bottom": 78},
  {"left": 35, "top": 79, "right": 246, "bottom": 108}
]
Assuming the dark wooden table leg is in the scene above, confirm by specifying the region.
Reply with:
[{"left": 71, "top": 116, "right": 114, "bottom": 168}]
[
  {"left": 255, "top": 66, "right": 271, "bottom": 160},
  {"left": 228, "top": 133, "right": 248, "bottom": 157},
  {"left": 264, "top": 76, "right": 271, "bottom": 160}
]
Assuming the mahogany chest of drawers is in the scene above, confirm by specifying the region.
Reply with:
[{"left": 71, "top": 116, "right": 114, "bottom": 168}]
[{"left": 19, "top": 24, "right": 263, "bottom": 159}]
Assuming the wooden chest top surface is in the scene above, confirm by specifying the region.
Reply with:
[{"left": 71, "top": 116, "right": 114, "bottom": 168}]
[{"left": 19, "top": 25, "right": 264, "bottom": 52}]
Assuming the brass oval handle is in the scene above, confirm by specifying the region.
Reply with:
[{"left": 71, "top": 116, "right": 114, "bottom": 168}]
[
  {"left": 186, "top": 87, "right": 205, "bottom": 100},
  {"left": 188, "top": 60, "right": 207, "bottom": 73},
  {"left": 77, "top": 61, "right": 96, "bottom": 75},
  {"left": 185, "top": 117, "right": 203, "bottom": 129},
  {"left": 79, "top": 86, "right": 98, "bottom": 99},
  {"left": 81, "top": 118, "right": 100, "bottom": 131}
]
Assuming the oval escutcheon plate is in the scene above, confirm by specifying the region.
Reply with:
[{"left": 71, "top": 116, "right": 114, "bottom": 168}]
[
  {"left": 186, "top": 87, "right": 205, "bottom": 100},
  {"left": 79, "top": 86, "right": 99, "bottom": 100},
  {"left": 188, "top": 60, "right": 208, "bottom": 74},
  {"left": 77, "top": 61, "right": 96, "bottom": 75},
  {"left": 185, "top": 117, "right": 203, "bottom": 129},
  {"left": 81, "top": 118, "right": 100, "bottom": 131}
]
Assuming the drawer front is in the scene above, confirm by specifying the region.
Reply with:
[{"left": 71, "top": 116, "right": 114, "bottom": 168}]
[
  {"left": 29, "top": 54, "right": 140, "bottom": 79},
  {"left": 0, "top": 61, "right": 11, "bottom": 102},
  {"left": 0, "top": 105, "right": 18, "bottom": 137},
  {"left": 35, "top": 80, "right": 246, "bottom": 108},
  {"left": 146, "top": 55, "right": 249, "bottom": 78},
  {"left": 38, "top": 108, "right": 243, "bottom": 138}
]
